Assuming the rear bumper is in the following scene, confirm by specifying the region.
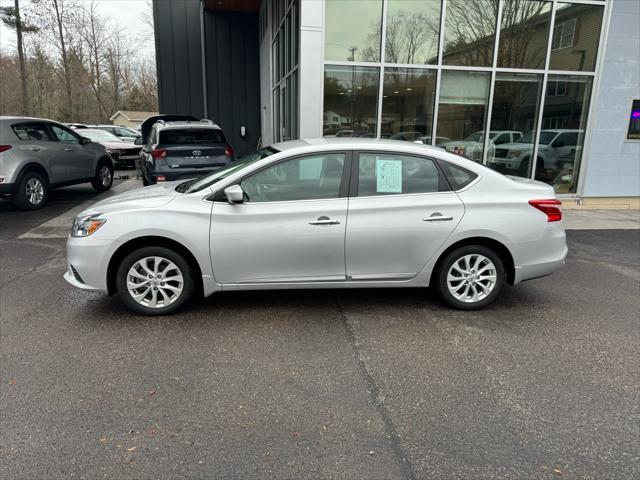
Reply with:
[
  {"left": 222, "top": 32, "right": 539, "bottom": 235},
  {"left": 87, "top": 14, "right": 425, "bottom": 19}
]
[
  {"left": 0, "top": 182, "right": 16, "bottom": 195},
  {"left": 148, "top": 166, "right": 226, "bottom": 184},
  {"left": 512, "top": 222, "right": 568, "bottom": 284}
]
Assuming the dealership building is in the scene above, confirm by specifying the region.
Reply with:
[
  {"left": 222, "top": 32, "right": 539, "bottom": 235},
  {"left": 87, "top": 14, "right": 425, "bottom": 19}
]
[{"left": 152, "top": 0, "right": 639, "bottom": 206}]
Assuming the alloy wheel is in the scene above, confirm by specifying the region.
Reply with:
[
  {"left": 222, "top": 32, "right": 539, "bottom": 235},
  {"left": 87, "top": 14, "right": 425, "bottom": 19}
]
[
  {"left": 126, "top": 256, "right": 184, "bottom": 309},
  {"left": 26, "top": 178, "right": 44, "bottom": 206},
  {"left": 100, "top": 165, "right": 112, "bottom": 187},
  {"left": 446, "top": 254, "right": 497, "bottom": 304}
]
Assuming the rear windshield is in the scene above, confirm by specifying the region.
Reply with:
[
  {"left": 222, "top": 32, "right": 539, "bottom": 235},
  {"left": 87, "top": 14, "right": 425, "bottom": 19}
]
[{"left": 159, "top": 128, "right": 225, "bottom": 145}]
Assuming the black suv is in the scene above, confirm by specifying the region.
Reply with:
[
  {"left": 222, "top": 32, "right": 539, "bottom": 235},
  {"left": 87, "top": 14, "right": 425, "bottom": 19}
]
[{"left": 137, "top": 115, "right": 235, "bottom": 186}]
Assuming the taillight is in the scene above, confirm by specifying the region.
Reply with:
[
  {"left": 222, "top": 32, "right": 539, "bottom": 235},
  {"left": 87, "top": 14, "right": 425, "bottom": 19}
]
[
  {"left": 529, "top": 199, "right": 562, "bottom": 222},
  {"left": 0, "top": 145, "right": 12, "bottom": 153},
  {"left": 224, "top": 145, "right": 234, "bottom": 158},
  {"left": 151, "top": 148, "right": 167, "bottom": 159}
]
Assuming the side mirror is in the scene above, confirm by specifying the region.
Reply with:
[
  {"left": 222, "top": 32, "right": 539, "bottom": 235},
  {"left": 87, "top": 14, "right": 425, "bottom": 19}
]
[
  {"left": 224, "top": 184, "right": 244, "bottom": 204},
  {"left": 134, "top": 137, "right": 144, "bottom": 145},
  {"left": 80, "top": 137, "right": 91, "bottom": 145}
]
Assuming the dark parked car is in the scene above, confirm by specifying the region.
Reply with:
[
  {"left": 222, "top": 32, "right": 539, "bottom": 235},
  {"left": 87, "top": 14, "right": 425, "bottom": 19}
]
[
  {"left": 80, "top": 129, "right": 142, "bottom": 169},
  {"left": 0, "top": 117, "right": 114, "bottom": 210},
  {"left": 137, "top": 115, "right": 235, "bottom": 186}
]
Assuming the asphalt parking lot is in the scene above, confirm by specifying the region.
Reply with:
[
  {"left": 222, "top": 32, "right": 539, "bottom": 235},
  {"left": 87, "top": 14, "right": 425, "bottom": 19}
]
[{"left": 1, "top": 181, "right": 639, "bottom": 480}]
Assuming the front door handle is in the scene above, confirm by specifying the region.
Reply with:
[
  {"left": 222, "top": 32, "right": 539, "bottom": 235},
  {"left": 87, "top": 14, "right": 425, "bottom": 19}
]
[
  {"left": 423, "top": 213, "right": 454, "bottom": 222},
  {"left": 309, "top": 216, "right": 341, "bottom": 225},
  {"left": 28, "top": 146, "right": 40, "bottom": 152}
]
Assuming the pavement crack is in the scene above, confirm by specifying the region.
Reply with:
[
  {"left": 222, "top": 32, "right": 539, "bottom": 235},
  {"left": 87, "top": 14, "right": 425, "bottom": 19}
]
[{"left": 336, "top": 295, "right": 416, "bottom": 480}]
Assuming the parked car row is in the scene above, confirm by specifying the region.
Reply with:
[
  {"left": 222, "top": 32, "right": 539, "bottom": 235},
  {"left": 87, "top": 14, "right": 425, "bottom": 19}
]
[{"left": 0, "top": 115, "right": 237, "bottom": 210}]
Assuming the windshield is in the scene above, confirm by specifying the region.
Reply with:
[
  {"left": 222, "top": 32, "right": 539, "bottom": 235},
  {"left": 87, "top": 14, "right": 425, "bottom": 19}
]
[
  {"left": 82, "top": 130, "right": 121, "bottom": 142},
  {"left": 517, "top": 131, "right": 556, "bottom": 145},
  {"left": 463, "top": 132, "right": 497, "bottom": 142},
  {"left": 181, "top": 147, "right": 279, "bottom": 193}
]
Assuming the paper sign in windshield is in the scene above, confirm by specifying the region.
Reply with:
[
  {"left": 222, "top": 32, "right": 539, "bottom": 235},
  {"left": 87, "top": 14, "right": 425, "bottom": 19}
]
[{"left": 376, "top": 159, "right": 402, "bottom": 193}]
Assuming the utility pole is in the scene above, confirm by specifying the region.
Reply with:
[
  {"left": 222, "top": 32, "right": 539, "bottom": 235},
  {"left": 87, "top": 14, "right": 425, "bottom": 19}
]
[{"left": 14, "top": 0, "right": 28, "bottom": 116}]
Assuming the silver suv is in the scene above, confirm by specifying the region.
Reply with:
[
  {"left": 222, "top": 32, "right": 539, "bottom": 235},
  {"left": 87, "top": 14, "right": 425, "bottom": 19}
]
[{"left": 0, "top": 117, "right": 114, "bottom": 210}]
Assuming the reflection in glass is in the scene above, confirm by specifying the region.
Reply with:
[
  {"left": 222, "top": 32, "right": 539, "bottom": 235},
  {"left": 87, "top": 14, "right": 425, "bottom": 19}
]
[
  {"left": 498, "top": 0, "right": 551, "bottom": 69},
  {"left": 443, "top": 0, "right": 498, "bottom": 67},
  {"left": 324, "top": 0, "right": 383, "bottom": 62},
  {"left": 549, "top": 3, "right": 603, "bottom": 71},
  {"left": 436, "top": 70, "right": 491, "bottom": 162},
  {"left": 323, "top": 66, "right": 380, "bottom": 137},
  {"left": 384, "top": 0, "right": 441, "bottom": 65},
  {"left": 536, "top": 75, "right": 592, "bottom": 193},
  {"left": 487, "top": 73, "right": 543, "bottom": 177},
  {"left": 381, "top": 68, "right": 436, "bottom": 142}
]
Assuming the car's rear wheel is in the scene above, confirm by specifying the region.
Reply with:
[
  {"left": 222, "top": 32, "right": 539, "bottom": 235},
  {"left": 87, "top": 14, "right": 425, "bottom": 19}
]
[
  {"left": 13, "top": 170, "right": 48, "bottom": 210},
  {"left": 116, "top": 247, "right": 194, "bottom": 315},
  {"left": 436, "top": 245, "right": 505, "bottom": 310},
  {"left": 92, "top": 161, "right": 113, "bottom": 192}
]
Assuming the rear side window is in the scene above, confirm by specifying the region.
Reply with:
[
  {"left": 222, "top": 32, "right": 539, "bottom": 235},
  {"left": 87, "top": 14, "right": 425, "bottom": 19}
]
[
  {"left": 438, "top": 161, "right": 478, "bottom": 190},
  {"left": 357, "top": 153, "right": 447, "bottom": 197},
  {"left": 12, "top": 123, "right": 52, "bottom": 141},
  {"left": 159, "top": 128, "right": 225, "bottom": 145}
]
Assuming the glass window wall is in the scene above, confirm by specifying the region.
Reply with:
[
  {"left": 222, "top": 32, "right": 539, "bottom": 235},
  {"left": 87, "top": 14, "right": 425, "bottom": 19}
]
[
  {"left": 442, "top": 0, "right": 498, "bottom": 67},
  {"left": 323, "top": 66, "right": 380, "bottom": 137},
  {"left": 436, "top": 71, "right": 491, "bottom": 162},
  {"left": 380, "top": 68, "right": 436, "bottom": 141},
  {"left": 384, "top": 0, "right": 441, "bottom": 65},
  {"left": 319, "top": 0, "right": 607, "bottom": 194},
  {"left": 324, "top": 0, "right": 383, "bottom": 62},
  {"left": 487, "top": 72, "right": 544, "bottom": 177}
]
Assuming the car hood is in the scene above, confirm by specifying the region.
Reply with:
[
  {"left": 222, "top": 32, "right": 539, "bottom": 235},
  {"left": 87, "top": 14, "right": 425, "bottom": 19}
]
[
  {"left": 495, "top": 142, "right": 532, "bottom": 151},
  {"left": 78, "top": 181, "right": 184, "bottom": 216},
  {"left": 97, "top": 141, "right": 132, "bottom": 150}
]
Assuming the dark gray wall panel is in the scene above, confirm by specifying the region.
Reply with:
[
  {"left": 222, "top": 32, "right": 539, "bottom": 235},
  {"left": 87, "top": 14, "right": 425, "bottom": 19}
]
[
  {"left": 153, "top": 0, "right": 205, "bottom": 117},
  {"left": 203, "top": 11, "right": 261, "bottom": 155}
]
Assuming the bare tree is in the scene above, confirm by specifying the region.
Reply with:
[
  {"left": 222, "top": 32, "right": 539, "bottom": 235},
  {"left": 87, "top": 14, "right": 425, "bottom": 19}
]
[{"left": 0, "top": 0, "right": 38, "bottom": 115}]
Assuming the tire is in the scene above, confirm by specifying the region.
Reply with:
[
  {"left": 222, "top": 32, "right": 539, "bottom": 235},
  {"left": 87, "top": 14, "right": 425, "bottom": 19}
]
[
  {"left": 142, "top": 175, "right": 150, "bottom": 186},
  {"left": 116, "top": 246, "right": 194, "bottom": 315},
  {"left": 435, "top": 245, "right": 505, "bottom": 310},
  {"left": 13, "top": 170, "right": 48, "bottom": 210},
  {"left": 518, "top": 157, "right": 544, "bottom": 178},
  {"left": 92, "top": 161, "right": 113, "bottom": 192}
]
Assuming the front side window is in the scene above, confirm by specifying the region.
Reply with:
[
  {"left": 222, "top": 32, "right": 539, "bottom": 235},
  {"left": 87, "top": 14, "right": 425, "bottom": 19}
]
[
  {"left": 357, "top": 153, "right": 444, "bottom": 196},
  {"left": 241, "top": 153, "right": 346, "bottom": 202},
  {"left": 12, "top": 122, "right": 53, "bottom": 141},
  {"left": 50, "top": 124, "right": 80, "bottom": 143}
]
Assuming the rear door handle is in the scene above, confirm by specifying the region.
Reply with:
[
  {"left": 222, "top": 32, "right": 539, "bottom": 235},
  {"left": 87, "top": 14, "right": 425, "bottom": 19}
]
[
  {"left": 423, "top": 214, "right": 454, "bottom": 222},
  {"left": 309, "top": 216, "right": 341, "bottom": 225},
  {"left": 64, "top": 147, "right": 75, "bottom": 152}
]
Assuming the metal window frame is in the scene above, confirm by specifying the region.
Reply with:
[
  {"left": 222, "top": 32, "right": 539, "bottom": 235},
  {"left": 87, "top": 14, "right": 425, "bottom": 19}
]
[{"left": 316, "top": 0, "right": 610, "bottom": 197}]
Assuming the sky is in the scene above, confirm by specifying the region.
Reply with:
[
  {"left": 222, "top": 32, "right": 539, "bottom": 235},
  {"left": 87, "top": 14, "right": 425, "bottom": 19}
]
[{"left": 0, "top": 0, "right": 155, "bottom": 57}]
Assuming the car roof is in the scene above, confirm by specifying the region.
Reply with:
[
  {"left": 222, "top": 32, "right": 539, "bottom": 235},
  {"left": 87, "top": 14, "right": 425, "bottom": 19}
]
[{"left": 273, "top": 137, "right": 452, "bottom": 156}]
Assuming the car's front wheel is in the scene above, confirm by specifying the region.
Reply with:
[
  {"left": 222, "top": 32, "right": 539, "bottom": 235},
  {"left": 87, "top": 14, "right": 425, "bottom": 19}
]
[
  {"left": 116, "top": 247, "right": 194, "bottom": 315},
  {"left": 435, "top": 245, "right": 505, "bottom": 310},
  {"left": 92, "top": 161, "right": 113, "bottom": 192}
]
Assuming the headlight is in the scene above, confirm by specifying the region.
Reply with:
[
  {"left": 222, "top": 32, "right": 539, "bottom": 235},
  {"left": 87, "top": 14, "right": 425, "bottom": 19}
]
[
  {"left": 508, "top": 150, "right": 520, "bottom": 158},
  {"left": 71, "top": 214, "right": 106, "bottom": 237}
]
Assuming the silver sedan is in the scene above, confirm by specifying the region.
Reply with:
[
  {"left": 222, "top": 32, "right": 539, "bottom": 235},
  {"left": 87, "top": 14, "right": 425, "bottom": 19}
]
[{"left": 64, "top": 138, "right": 567, "bottom": 315}]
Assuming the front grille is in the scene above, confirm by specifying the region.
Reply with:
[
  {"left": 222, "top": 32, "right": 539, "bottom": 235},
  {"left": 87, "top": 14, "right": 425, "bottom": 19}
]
[{"left": 494, "top": 149, "right": 508, "bottom": 158}]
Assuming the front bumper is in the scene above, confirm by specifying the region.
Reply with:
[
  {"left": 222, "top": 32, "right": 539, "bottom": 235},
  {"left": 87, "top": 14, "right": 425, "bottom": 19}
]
[
  {"left": 0, "top": 182, "right": 16, "bottom": 195},
  {"left": 65, "top": 236, "right": 112, "bottom": 292}
]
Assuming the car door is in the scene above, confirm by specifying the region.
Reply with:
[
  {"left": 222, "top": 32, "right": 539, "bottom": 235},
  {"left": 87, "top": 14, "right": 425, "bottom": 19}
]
[
  {"left": 10, "top": 122, "right": 64, "bottom": 181},
  {"left": 345, "top": 151, "right": 465, "bottom": 281},
  {"left": 48, "top": 123, "right": 95, "bottom": 181},
  {"left": 209, "top": 152, "right": 349, "bottom": 285},
  {"left": 549, "top": 132, "right": 578, "bottom": 165}
]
